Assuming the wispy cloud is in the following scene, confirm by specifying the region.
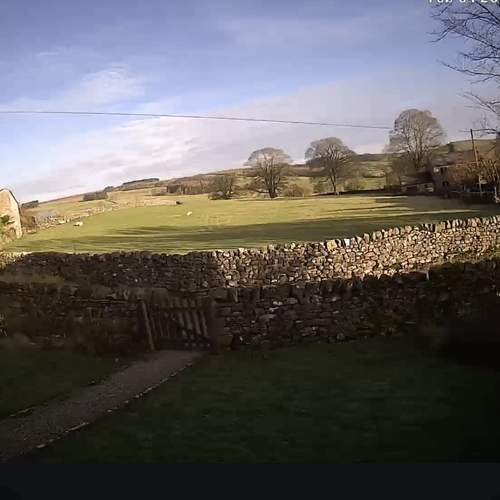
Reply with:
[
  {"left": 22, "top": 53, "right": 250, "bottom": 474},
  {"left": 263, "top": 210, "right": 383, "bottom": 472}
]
[{"left": 1, "top": 67, "right": 145, "bottom": 112}]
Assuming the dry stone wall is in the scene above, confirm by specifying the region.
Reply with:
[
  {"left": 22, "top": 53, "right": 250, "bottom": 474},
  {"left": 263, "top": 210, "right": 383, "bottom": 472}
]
[
  {"left": 1, "top": 259, "right": 499, "bottom": 353},
  {"left": 211, "top": 259, "right": 500, "bottom": 349},
  {"left": 0, "top": 282, "right": 177, "bottom": 354},
  {"left": 2, "top": 214, "right": 500, "bottom": 353},
  {"left": 4, "top": 215, "right": 500, "bottom": 291}
]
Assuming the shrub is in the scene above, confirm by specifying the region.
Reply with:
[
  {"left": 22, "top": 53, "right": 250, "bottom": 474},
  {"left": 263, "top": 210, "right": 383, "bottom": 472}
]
[
  {"left": 343, "top": 178, "right": 365, "bottom": 192},
  {"left": 19, "top": 209, "right": 38, "bottom": 232},
  {"left": 209, "top": 174, "right": 238, "bottom": 200},
  {"left": 414, "top": 314, "right": 500, "bottom": 371},
  {"left": 82, "top": 191, "right": 108, "bottom": 202},
  {"left": 151, "top": 188, "right": 167, "bottom": 197},
  {"left": 312, "top": 180, "right": 328, "bottom": 194},
  {"left": 283, "top": 184, "right": 313, "bottom": 198},
  {"left": 21, "top": 200, "right": 39, "bottom": 210}
]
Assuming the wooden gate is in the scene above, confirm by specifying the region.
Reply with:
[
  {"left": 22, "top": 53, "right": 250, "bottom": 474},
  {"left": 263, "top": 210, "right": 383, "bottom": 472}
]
[{"left": 139, "top": 295, "right": 220, "bottom": 353}]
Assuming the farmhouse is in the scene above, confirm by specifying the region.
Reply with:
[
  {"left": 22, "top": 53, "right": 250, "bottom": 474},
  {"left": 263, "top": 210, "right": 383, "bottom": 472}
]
[
  {"left": 398, "top": 172, "right": 434, "bottom": 194},
  {"left": 428, "top": 151, "right": 476, "bottom": 194},
  {"left": 0, "top": 188, "right": 22, "bottom": 240}
]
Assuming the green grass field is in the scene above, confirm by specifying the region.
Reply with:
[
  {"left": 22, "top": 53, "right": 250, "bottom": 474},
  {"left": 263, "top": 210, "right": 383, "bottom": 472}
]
[
  {"left": 0, "top": 349, "right": 123, "bottom": 418},
  {"left": 28, "top": 338, "right": 500, "bottom": 463},
  {"left": 10, "top": 194, "right": 499, "bottom": 254}
]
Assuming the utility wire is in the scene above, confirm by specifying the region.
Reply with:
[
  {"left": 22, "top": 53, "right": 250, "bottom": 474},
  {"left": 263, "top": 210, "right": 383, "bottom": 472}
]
[
  {"left": 0, "top": 110, "right": 490, "bottom": 135},
  {"left": 0, "top": 109, "right": 394, "bottom": 130}
]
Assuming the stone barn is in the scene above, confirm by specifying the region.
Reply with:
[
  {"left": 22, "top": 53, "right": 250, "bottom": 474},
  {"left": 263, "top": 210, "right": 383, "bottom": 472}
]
[{"left": 0, "top": 189, "right": 22, "bottom": 241}]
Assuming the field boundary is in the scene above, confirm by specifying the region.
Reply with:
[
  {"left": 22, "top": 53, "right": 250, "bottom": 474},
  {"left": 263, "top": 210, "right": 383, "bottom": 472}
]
[{"left": 23, "top": 198, "right": 178, "bottom": 235}]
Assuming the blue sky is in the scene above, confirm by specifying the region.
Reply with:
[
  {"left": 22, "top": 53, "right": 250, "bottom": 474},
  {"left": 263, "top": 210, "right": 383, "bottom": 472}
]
[{"left": 0, "top": 0, "right": 495, "bottom": 201}]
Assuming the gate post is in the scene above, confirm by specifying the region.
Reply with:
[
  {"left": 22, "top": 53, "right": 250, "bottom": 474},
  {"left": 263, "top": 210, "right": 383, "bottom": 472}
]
[
  {"left": 140, "top": 299, "right": 155, "bottom": 352},
  {"left": 202, "top": 296, "right": 222, "bottom": 355}
]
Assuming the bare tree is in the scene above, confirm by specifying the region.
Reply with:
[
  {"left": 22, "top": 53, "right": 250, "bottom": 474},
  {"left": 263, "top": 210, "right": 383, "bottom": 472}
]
[
  {"left": 244, "top": 147, "right": 292, "bottom": 198},
  {"left": 447, "top": 151, "right": 500, "bottom": 192},
  {"left": 431, "top": 3, "right": 500, "bottom": 133},
  {"left": 209, "top": 173, "right": 238, "bottom": 200},
  {"left": 449, "top": 163, "right": 478, "bottom": 190},
  {"left": 479, "top": 155, "right": 500, "bottom": 191},
  {"left": 385, "top": 109, "right": 445, "bottom": 172},
  {"left": 305, "top": 137, "right": 356, "bottom": 195}
]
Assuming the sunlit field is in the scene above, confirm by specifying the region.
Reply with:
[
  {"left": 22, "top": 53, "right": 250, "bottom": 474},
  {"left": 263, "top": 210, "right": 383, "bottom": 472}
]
[{"left": 10, "top": 194, "right": 498, "bottom": 254}]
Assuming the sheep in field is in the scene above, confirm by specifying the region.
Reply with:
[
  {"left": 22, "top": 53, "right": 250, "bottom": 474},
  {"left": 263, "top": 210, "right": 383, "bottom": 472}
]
[{"left": 74, "top": 221, "right": 83, "bottom": 227}]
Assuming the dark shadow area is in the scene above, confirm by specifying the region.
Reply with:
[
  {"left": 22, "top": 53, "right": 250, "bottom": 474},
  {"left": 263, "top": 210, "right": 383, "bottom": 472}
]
[{"left": 414, "top": 313, "right": 500, "bottom": 373}]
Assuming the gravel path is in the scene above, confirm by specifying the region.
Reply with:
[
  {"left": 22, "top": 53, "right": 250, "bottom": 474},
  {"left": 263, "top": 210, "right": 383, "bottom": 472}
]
[{"left": 0, "top": 350, "right": 203, "bottom": 461}]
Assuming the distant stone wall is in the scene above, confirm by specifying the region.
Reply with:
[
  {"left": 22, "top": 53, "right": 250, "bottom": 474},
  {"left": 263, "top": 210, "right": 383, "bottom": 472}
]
[
  {"left": 3, "top": 215, "right": 500, "bottom": 291},
  {"left": 25, "top": 198, "right": 177, "bottom": 233}
]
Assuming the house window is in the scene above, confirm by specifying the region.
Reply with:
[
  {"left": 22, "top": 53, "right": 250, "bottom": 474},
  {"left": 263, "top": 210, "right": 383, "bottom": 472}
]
[
  {"left": 440, "top": 167, "right": 446, "bottom": 174},
  {"left": 442, "top": 181, "right": 450, "bottom": 187}
]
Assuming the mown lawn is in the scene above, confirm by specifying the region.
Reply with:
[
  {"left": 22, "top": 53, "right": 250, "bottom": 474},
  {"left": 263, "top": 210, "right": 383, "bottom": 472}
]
[
  {"left": 9, "top": 194, "right": 499, "bottom": 254},
  {"left": 0, "top": 349, "right": 124, "bottom": 418},
  {"left": 30, "top": 338, "right": 500, "bottom": 463}
]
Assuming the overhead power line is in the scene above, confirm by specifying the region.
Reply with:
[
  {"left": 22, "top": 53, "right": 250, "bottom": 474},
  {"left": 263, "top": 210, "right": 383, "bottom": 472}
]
[
  {"left": 0, "top": 110, "right": 489, "bottom": 136},
  {"left": 0, "top": 109, "right": 393, "bottom": 130}
]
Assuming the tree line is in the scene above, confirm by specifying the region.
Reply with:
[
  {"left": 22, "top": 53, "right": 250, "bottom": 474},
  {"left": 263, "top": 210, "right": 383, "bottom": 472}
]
[
  {"left": 209, "top": 137, "right": 363, "bottom": 200},
  {"left": 208, "top": 108, "right": 451, "bottom": 200},
  {"left": 209, "top": 99, "right": 500, "bottom": 201}
]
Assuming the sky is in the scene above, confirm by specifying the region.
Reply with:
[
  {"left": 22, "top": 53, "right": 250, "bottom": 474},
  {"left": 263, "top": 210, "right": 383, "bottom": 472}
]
[{"left": 0, "top": 0, "right": 496, "bottom": 201}]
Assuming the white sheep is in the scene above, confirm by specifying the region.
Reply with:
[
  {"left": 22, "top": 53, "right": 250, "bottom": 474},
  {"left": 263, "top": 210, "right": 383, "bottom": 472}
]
[
  {"left": 74, "top": 221, "right": 84, "bottom": 227},
  {"left": 187, "top": 211, "right": 192, "bottom": 216}
]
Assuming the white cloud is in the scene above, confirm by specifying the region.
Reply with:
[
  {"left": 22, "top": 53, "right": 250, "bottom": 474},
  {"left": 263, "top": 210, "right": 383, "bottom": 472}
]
[
  {"left": 9, "top": 66, "right": 493, "bottom": 202},
  {"left": 1, "top": 67, "right": 145, "bottom": 112}
]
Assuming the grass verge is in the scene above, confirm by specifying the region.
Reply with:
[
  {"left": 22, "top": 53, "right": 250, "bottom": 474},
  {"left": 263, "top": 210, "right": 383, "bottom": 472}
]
[
  {"left": 30, "top": 338, "right": 500, "bottom": 462},
  {"left": 0, "top": 349, "right": 125, "bottom": 418}
]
